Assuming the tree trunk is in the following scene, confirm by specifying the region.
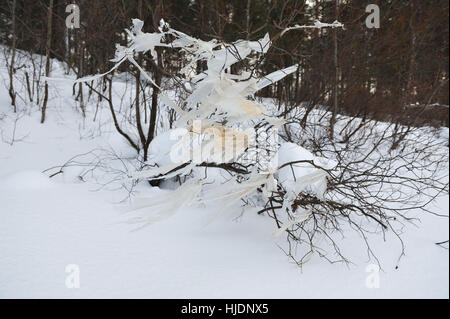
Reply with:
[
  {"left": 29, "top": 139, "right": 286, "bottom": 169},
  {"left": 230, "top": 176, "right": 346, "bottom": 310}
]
[
  {"left": 40, "top": 0, "right": 54, "bottom": 124},
  {"left": 9, "top": 0, "right": 17, "bottom": 112},
  {"left": 246, "top": 0, "right": 251, "bottom": 40},
  {"left": 329, "top": 0, "right": 339, "bottom": 139},
  {"left": 144, "top": 49, "right": 163, "bottom": 161},
  {"left": 135, "top": 0, "right": 147, "bottom": 152}
]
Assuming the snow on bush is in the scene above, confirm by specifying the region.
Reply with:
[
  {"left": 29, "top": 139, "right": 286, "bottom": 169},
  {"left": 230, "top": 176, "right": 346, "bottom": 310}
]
[{"left": 98, "top": 18, "right": 340, "bottom": 229}]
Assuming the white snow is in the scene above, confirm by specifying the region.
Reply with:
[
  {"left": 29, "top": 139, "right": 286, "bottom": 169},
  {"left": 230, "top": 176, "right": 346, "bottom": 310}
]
[
  {"left": 0, "top": 170, "right": 55, "bottom": 191},
  {"left": 276, "top": 142, "right": 335, "bottom": 204},
  {"left": 0, "top": 45, "right": 448, "bottom": 299}
]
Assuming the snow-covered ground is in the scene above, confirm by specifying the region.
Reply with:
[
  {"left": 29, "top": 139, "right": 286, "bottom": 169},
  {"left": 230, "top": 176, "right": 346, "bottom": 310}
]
[{"left": 0, "top": 56, "right": 448, "bottom": 299}]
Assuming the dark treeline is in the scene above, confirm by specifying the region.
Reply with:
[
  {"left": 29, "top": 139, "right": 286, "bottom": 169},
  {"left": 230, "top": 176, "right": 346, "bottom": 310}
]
[{"left": 1, "top": 0, "right": 448, "bottom": 127}]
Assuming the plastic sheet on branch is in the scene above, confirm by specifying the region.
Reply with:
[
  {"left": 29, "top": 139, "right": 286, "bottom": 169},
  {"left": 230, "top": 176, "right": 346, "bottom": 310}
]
[{"left": 44, "top": 17, "right": 344, "bottom": 231}]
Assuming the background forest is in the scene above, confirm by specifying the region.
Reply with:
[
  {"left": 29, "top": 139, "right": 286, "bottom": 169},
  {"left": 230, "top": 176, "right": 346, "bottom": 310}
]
[{"left": 1, "top": 0, "right": 448, "bottom": 128}]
